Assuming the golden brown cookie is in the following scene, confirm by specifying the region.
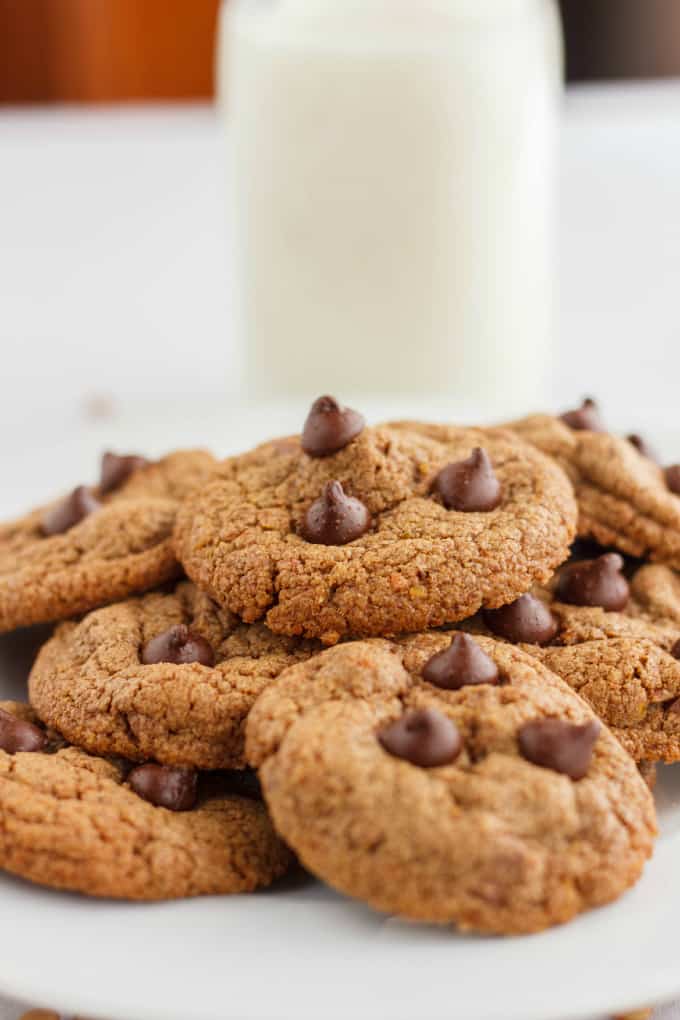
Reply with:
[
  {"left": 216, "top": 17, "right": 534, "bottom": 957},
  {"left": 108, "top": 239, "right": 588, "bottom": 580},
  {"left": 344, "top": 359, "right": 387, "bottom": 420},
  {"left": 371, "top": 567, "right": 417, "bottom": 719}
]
[
  {"left": 459, "top": 557, "right": 680, "bottom": 762},
  {"left": 0, "top": 450, "right": 216, "bottom": 633},
  {"left": 0, "top": 702, "right": 290, "bottom": 900},
  {"left": 29, "top": 581, "right": 320, "bottom": 769},
  {"left": 175, "top": 408, "right": 576, "bottom": 644},
  {"left": 507, "top": 409, "right": 680, "bottom": 568},
  {"left": 465, "top": 555, "right": 680, "bottom": 651},
  {"left": 528, "top": 639, "right": 680, "bottom": 763},
  {"left": 629, "top": 563, "right": 680, "bottom": 637},
  {"left": 246, "top": 635, "right": 655, "bottom": 935}
]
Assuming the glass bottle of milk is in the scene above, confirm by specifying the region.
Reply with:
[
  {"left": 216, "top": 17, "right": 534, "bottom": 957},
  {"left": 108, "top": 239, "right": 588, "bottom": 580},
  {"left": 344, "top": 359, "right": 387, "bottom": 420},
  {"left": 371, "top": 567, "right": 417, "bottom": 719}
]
[{"left": 220, "top": 0, "right": 562, "bottom": 415}]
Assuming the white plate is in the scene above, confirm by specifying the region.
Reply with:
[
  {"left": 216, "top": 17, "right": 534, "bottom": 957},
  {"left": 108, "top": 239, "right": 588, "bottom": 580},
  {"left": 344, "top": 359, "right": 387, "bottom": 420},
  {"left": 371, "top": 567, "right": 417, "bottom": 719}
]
[
  {"left": 2, "top": 399, "right": 680, "bottom": 1020},
  {"left": 0, "top": 768, "right": 678, "bottom": 1020}
]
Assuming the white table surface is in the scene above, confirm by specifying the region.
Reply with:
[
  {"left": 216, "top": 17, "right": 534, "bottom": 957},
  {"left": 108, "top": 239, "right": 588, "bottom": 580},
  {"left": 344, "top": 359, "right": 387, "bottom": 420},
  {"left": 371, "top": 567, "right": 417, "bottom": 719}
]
[{"left": 1, "top": 81, "right": 680, "bottom": 1019}]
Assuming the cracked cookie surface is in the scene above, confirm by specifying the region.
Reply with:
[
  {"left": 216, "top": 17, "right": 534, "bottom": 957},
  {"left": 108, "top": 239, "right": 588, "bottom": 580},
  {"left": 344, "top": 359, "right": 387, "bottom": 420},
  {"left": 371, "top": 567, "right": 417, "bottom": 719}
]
[
  {"left": 246, "top": 635, "right": 655, "bottom": 934},
  {"left": 0, "top": 451, "right": 216, "bottom": 633},
  {"left": 0, "top": 702, "right": 290, "bottom": 900},
  {"left": 460, "top": 564, "right": 680, "bottom": 762},
  {"left": 529, "top": 639, "right": 680, "bottom": 763},
  {"left": 29, "top": 581, "right": 321, "bottom": 769},
  {"left": 507, "top": 413, "right": 680, "bottom": 568},
  {"left": 174, "top": 424, "right": 576, "bottom": 643}
]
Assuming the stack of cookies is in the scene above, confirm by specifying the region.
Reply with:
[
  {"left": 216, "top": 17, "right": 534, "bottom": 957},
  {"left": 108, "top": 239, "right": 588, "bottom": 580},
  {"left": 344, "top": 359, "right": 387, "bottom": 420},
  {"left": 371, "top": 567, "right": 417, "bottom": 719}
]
[{"left": 2, "top": 395, "right": 679, "bottom": 934}]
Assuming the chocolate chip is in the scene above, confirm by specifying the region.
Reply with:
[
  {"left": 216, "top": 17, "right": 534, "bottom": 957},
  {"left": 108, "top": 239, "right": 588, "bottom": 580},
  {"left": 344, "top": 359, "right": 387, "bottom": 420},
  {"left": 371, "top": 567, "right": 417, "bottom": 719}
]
[
  {"left": 128, "top": 764, "right": 198, "bottom": 811},
  {"left": 0, "top": 708, "right": 48, "bottom": 754},
  {"left": 99, "top": 451, "right": 149, "bottom": 493},
  {"left": 555, "top": 553, "right": 630, "bottom": 612},
  {"left": 432, "top": 447, "right": 502, "bottom": 512},
  {"left": 483, "top": 594, "right": 558, "bottom": 645},
  {"left": 518, "top": 718, "right": 601, "bottom": 780},
  {"left": 627, "top": 434, "right": 658, "bottom": 462},
  {"left": 665, "top": 465, "right": 680, "bottom": 495},
  {"left": 422, "top": 634, "right": 500, "bottom": 690},
  {"left": 141, "top": 624, "right": 215, "bottom": 667},
  {"left": 301, "top": 396, "right": 365, "bottom": 457},
  {"left": 672, "top": 639, "right": 680, "bottom": 660},
  {"left": 560, "top": 398, "right": 605, "bottom": 432},
  {"left": 300, "top": 481, "right": 372, "bottom": 545},
  {"left": 40, "top": 486, "right": 101, "bottom": 536},
  {"left": 378, "top": 708, "right": 462, "bottom": 768}
]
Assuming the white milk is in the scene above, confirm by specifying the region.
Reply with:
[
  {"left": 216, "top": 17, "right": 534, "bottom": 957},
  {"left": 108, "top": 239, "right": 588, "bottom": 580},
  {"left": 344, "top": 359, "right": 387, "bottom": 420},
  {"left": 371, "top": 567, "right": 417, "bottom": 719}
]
[{"left": 220, "top": 0, "right": 562, "bottom": 414}]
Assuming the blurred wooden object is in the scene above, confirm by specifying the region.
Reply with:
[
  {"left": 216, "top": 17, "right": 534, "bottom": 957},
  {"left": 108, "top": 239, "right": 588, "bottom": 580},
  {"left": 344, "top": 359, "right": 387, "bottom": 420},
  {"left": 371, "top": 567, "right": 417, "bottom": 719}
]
[
  {"left": 4, "top": 0, "right": 680, "bottom": 101},
  {"left": 0, "top": 0, "right": 221, "bottom": 103},
  {"left": 561, "top": 0, "right": 680, "bottom": 80},
  {"left": 0, "top": 2, "right": 51, "bottom": 101}
]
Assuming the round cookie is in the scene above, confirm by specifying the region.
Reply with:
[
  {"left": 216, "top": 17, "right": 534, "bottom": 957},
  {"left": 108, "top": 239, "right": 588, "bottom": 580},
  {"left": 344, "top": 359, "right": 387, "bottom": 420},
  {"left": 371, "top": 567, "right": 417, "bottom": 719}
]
[
  {"left": 29, "top": 581, "right": 320, "bottom": 770},
  {"left": 506, "top": 408, "right": 680, "bottom": 569},
  {"left": 0, "top": 449, "right": 216, "bottom": 633},
  {"left": 0, "top": 702, "right": 290, "bottom": 900},
  {"left": 463, "top": 556, "right": 680, "bottom": 651},
  {"left": 459, "top": 557, "right": 680, "bottom": 762},
  {"left": 246, "top": 635, "right": 655, "bottom": 934},
  {"left": 175, "top": 406, "right": 576, "bottom": 643},
  {"left": 529, "top": 639, "right": 680, "bottom": 763}
]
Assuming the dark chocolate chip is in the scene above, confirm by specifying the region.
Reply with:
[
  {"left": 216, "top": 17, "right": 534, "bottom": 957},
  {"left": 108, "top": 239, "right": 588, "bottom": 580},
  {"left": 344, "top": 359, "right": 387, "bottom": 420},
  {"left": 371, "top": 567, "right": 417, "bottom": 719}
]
[
  {"left": 483, "top": 594, "right": 558, "bottom": 645},
  {"left": 518, "top": 718, "right": 601, "bottom": 780},
  {"left": 100, "top": 451, "right": 149, "bottom": 493},
  {"left": 671, "top": 639, "right": 680, "bottom": 661},
  {"left": 141, "top": 624, "right": 215, "bottom": 667},
  {"left": 301, "top": 396, "right": 365, "bottom": 457},
  {"left": 627, "top": 434, "right": 658, "bottom": 463},
  {"left": 378, "top": 708, "right": 463, "bottom": 768},
  {"left": 0, "top": 708, "right": 48, "bottom": 754},
  {"left": 432, "top": 447, "right": 502, "bottom": 512},
  {"left": 40, "top": 486, "right": 101, "bottom": 536},
  {"left": 560, "top": 398, "right": 605, "bottom": 433},
  {"left": 300, "top": 481, "right": 372, "bottom": 545},
  {"left": 665, "top": 465, "right": 680, "bottom": 495},
  {"left": 128, "top": 764, "right": 198, "bottom": 811},
  {"left": 422, "top": 634, "right": 500, "bottom": 690},
  {"left": 555, "top": 553, "right": 630, "bottom": 612}
]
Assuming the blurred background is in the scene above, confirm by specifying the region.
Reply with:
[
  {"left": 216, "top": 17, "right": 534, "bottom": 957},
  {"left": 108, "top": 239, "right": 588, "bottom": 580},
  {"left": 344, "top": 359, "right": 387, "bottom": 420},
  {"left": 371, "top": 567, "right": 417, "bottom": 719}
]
[
  {"left": 2, "top": 0, "right": 680, "bottom": 102},
  {"left": 1, "top": 0, "right": 680, "bottom": 509}
]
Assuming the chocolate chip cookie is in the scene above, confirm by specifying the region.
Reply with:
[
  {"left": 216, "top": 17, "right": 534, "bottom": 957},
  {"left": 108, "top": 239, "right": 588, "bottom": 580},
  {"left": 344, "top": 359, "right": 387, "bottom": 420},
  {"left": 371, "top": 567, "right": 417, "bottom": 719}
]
[
  {"left": 174, "top": 400, "right": 577, "bottom": 644},
  {"left": 0, "top": 449, "right": 216, "bottom": 633},
  {"left": 460, "top": 554, "right": 680, "bottom": 762},
  {"left": 29, "top": 581, "right": 320, "bottom": 769},
  {"left": 529, "top": 639, "right": 680, "bottom": 763},
  {"left": 507, "top": 401, "right": 680, "bottom": 569},
  {"left": 246, "top": 635, "right": 655, "bottom": 934},
  {"left": 0, "top": 702, "right": 290, "bottom": 900},
  {"left": 472, "top": 553, "right": 680, "bottom": 651}
]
